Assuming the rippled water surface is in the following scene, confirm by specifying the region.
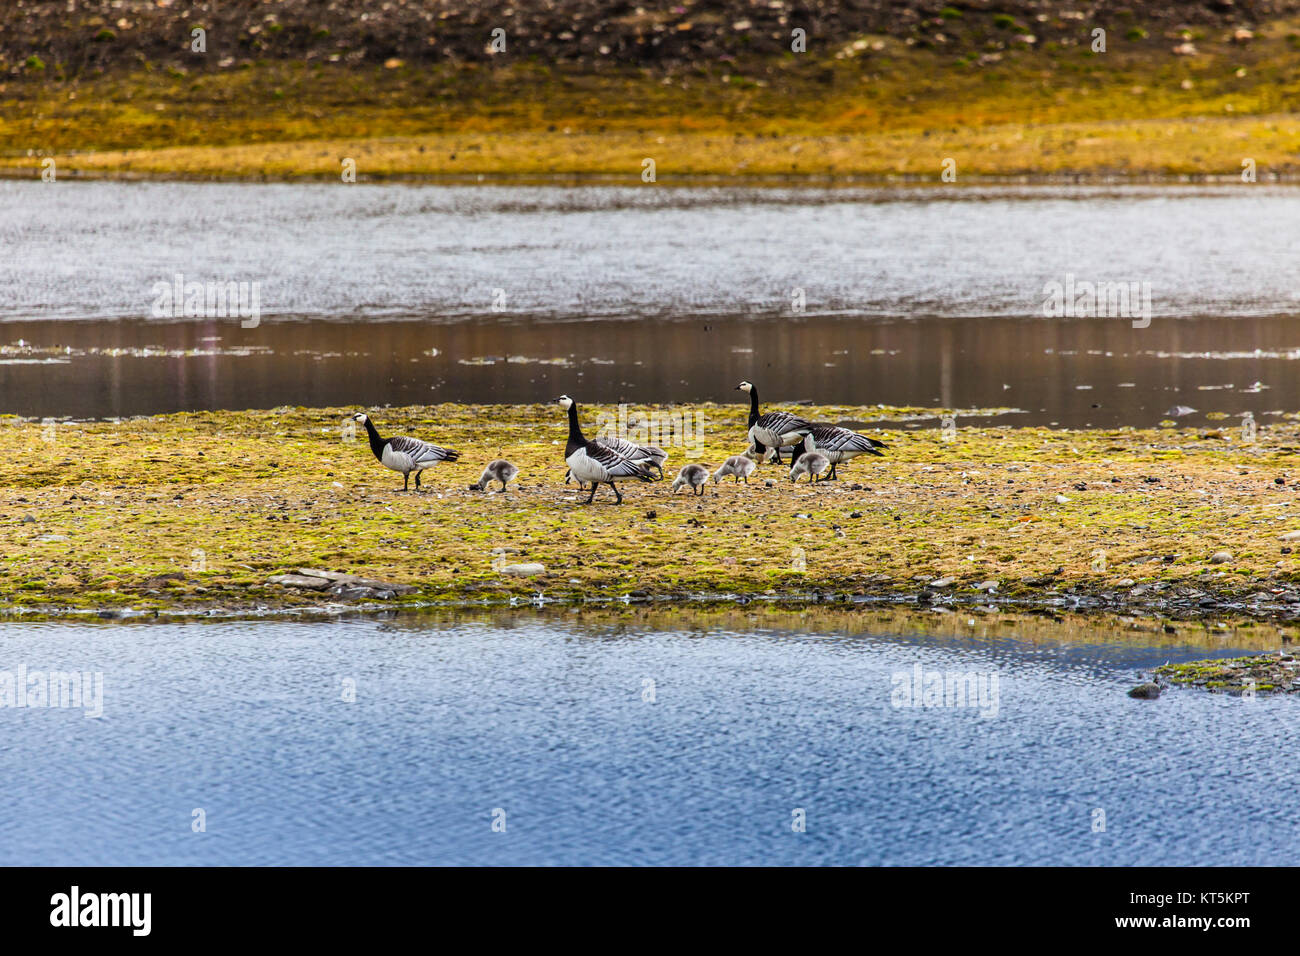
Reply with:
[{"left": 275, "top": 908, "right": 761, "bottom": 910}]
[
  {"left": 4, "top": 182, "right": 1300, "bottom": 424},
  {"left": 0, "top": 612, "right": 1292, "bottom": 865}
]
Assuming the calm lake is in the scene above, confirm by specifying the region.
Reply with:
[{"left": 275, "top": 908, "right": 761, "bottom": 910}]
[
  {"left": 0, "top": 609, "right": 1291, "bottom": 866},
  {"left": 5, "top": 182, "right": 1299, "bottom": 867},
  {"left": 4, "top": 181, "right": 1300, "bottom": 426}
]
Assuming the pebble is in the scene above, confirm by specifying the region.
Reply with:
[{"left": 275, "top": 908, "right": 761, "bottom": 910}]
[{"left": 1128, "top": 683, "right": 1161, "bottom": 699}]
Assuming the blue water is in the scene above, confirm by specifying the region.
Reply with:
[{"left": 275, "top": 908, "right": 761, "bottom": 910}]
[{"left": 0, "top": 613, "right": 1293, "bottom": 865}]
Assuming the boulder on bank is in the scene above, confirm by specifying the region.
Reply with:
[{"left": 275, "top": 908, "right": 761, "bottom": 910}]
[{"left": 267, "top": 568, "right": 414, "bottom": 600}]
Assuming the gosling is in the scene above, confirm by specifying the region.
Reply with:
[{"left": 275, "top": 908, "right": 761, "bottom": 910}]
[
  {"left": 713, "top": 455, "right": 757, "bottom": 484},
  {"left": 470, "top": 459, "right": 519, "bottom": 492},
  {"left": 789, "top": 451, "right": 832, "bottom": 483},
  {"left": 671, "top": 463, "right": 710, "bottom": 496}
]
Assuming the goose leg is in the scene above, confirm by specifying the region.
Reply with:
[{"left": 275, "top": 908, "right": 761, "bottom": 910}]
[
  {"left": 403, "top": 472, "right": 410, "bottom": 492},
  {"left": 415, "top": 470, "right": 422, "bottom": 492},
  {"left": 827, "top": 462, "right": 838, "bottom": 480},
  {"left": 499, "top": 480, "right": 508, "bottom": 492},
  {"left": 610, "top": 482, "right": 623, "bottom": 504},
  {"left": 585, "top": 482, "right": 598, "bottom": 505}
]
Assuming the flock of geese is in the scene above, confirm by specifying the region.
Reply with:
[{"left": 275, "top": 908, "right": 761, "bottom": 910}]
[{"left": 349, "top": 381, "right": 887, "bottom": 504}]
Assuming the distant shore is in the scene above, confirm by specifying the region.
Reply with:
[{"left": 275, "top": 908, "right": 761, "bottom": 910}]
[
  {"left": 5, "top": 11, "right": 1300, "bottom": 182},
  {"left": 4, "top": 403, "right": 1300, "bottom": 624}
]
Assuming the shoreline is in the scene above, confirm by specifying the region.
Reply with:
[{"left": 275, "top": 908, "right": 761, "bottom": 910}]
[
  {"left": 4, "top": 587, "right": 1299, "bottom": 629},
  {"left": 5, "top": 168, "right": 1300, "bottom": 187}
]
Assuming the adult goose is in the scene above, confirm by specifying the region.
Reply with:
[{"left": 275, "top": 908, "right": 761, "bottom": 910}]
[
  {"left": 351, "top": 412, "right": 459, "bottom": 491},
  {"left": 557, "top": 396, "right": 655, "bottom": 504},
  {"left": 774, "top": 424, "right": 887, "bottom": 480},
  {"left": 736, "top": 381, "right": 812, "bottom": 464},
  {"left": 566, "top": 438, "right": 664, "bottom": 487}
]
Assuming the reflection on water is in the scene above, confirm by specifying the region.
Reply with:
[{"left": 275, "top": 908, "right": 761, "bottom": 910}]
[
  {"left": 3, "top": 314, "right": 1300, "bottom": 426},
  {"left": 4, "top": 181, "right": 1300, "bottom": 424},
  {"left": 0, "top": 608, "right": 1291, "bottom": 865}
]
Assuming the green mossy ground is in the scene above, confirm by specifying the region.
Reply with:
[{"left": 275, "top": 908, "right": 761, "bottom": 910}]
[
  {"left": 6, "top": 402, "right": 1300, "bottom": 620},
  {"left": 1155, "top": 652, "right": 1299, "bottom": 693}
]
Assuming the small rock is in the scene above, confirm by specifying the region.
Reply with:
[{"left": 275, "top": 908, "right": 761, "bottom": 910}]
[
  {"left": 268, "top": 573, "right": 333, "bottom": 590},
  {"left": 331, "top": 585, "right": 374, "bottom": 601},
  {"left": 1279, "top": 530, "right": 1300, "bottom": 541},
  {"left": 1128, "top": 682, "right": 1161, "bottom": 699},
  {"left": 1209, "top": 551, "right": 1233, "bottom": 564},
  {"left": 500, "top": 563, "right": 546, "bottom": 576}
]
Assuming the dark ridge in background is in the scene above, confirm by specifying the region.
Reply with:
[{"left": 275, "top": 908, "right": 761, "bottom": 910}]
[{"left": 3, "top": 0, "right": 1294, "bottom": 75}]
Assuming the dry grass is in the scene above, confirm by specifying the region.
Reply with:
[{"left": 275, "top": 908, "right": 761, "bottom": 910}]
[
  {"left": 10, "top": 115, "right": 1300, "bottom": 180},
  {"left": 5, "top": 23, "right": 1300, "bottom": 180}
]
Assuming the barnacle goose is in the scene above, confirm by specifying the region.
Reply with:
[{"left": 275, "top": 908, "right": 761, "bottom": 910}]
[
  {"left": 471, "top": 459, "right": 519, "bottom": 492},
  {"left": 565, "top": 438, "right": 664, "bottom": 486},
  {"left": 671, "top": 463, "right": 710, "bottom": 495},
  {"left": 351, "top": 412, "right": 459, "bottom": 491},
  {"left": 713, "top": 455, "right": 757, "bottom": 484},
  {"left": 776, "top": 424, "right": 887, "bottom": 480},
  {"left": 735, "top": 381, "right": 812, "bottom": 464},
  {"left": 557, "top": 396, "right": 655, "bottom": 504},
  {"left": 789, "top": 450, "right": 832, "bottom": 483}
]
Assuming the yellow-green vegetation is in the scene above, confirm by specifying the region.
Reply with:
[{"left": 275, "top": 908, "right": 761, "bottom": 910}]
[
  {"left": 1155, "top": 652, "right": 1298, "bottom": 693},
  {"left": 5, "top": 19, "right": 1300, "bottom": 180},
  {"left": 6, "top": 402, "right": 1300, "bottom": 616}
]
